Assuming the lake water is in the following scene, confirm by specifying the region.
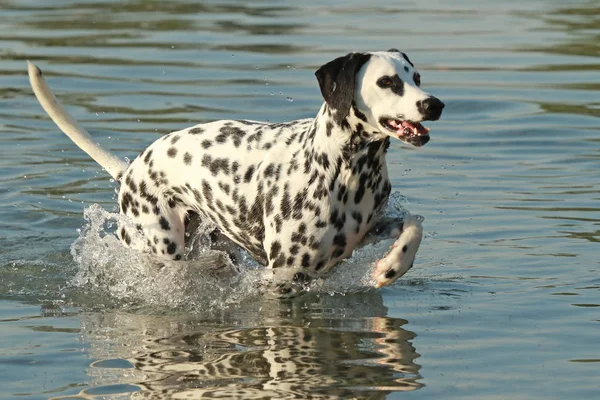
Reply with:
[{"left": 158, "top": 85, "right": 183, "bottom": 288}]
[{"left": 1, "top": 0, "right": 599, "bottom": 398}]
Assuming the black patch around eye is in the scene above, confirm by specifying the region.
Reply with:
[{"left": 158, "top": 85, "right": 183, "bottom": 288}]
[
  {"left": 379, "top": 74, "right": 404, "bottom": 96},
  {"left": 377, "top": 76, "right": 393, "bottom": 88}
]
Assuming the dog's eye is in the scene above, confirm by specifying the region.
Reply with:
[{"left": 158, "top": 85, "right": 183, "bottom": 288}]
[
  {"left": 413, "top": 72, "right": 421, "bottom": 87},
  {"left": 377, "top": 77, "right": 393, "bottom": 88}
]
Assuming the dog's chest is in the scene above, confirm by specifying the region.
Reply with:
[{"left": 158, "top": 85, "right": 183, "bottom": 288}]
[
  {"left": 265, "top": 140, "right": 392, "bottom": 273},
  {"left": 326, "top": 154, "right": 391, "bottom": 259}
]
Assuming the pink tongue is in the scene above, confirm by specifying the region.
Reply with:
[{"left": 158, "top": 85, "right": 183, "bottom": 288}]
[{"left": 400, "top": 121, "right": 428, "bottom": 136}]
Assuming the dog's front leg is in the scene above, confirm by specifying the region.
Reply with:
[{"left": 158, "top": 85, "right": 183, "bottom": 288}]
[{"left": 363, "top": 214, "right": 423, "bottom": 288}]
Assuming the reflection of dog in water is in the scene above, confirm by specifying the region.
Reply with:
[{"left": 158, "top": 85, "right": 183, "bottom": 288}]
[
  {"left": 74, "top": 293, "right": 422, "bottom": 398},
  {"left": 28, "top": 49, "right": 443, "bottom": 294}
]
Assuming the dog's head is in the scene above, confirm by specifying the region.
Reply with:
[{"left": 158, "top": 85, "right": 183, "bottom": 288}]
[{"left": 315, "top": 49, "right": 444, "bottom": 147}]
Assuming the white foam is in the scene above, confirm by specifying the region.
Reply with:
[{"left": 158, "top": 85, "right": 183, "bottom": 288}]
[{"left": 70, "top": 192, "right": 419, "bottom": 310}]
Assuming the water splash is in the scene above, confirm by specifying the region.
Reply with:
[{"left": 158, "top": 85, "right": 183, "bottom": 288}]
[{"left": 70, "top": 192, "right": 418, "bottom": 311}]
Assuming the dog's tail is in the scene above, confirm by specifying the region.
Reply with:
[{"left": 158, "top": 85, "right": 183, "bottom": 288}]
[{"left": 27, "top": 61, "right": 128, "bottom": 181}]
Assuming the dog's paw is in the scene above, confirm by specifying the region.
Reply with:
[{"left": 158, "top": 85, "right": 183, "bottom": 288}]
[
  {"left": 373, "top": 214, "right": 423, "bottom": 288},
  {"left": 267, "top": 271, "right": 311, "bottom": 299}
]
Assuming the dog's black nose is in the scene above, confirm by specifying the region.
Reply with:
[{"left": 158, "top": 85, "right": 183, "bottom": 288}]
[{"left": 417, "top": 96, "right": 445, "bottom": 121}]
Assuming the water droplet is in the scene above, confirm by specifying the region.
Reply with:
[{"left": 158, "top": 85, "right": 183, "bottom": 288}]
[
  {"left": 286, "top": 97, "right": 294, "bottom": 102},
  {"left": 170, "top": 45, "right": 175, "bottom": 49}
]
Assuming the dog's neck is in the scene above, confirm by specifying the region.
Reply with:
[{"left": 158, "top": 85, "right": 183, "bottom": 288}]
[{"left": 302, "top": 103, "right": 390, "bottom": 173}]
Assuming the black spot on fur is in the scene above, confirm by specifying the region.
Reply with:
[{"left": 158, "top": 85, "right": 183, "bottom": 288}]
[
  {"left": 354, "top": 173, "right": 368, "bottom": 204},
  {"left": 289, "top": 244, "right": 300, "bottom": 255},
  {"left": 385, "top": 269, "right": 396, "bottom": 279},
  {"left": 120, "top": 192, "right": 134, "bottom": 214},
  {"left": 159, "top": 216, "right": 170, "bottom": 231},
  {"left": 301, "top": 253, "right": 311, "bottom": 268},
  {"left": 189, "top": 127, "right": 204, "bottom": 134},
  {"left": 183, "top": 152, "right": 192, "bottom": 165},
  {"left": 333, "top": 233, "right": 346, "bottom": 248},
  {"left": 167, "top": 242, "right": 177, "bottom": 255},
  {"left": 244, "top": 165, "right": 255, "bottom": 183},
  {"left": 325, "top": 121, "right": 333, "bottom": 137},
  {"left": 280, "top": 185, "right": 292, "bottom": 220},
  {"left": 144, "top": 149, "right": 153, "bottom": 164},
  {"left": 167, "top": 147, "right": 177, "bottom": 158},
  {"left": 273, "top": 254, "right": 285, "bottom": 268},
  {"left": 120, "top": 227, "right": 131, "bottom": 245},
  {"left": 202, "top": 180, "right": 213, "bottom": 204},
  {"left": 264, "top": 163, "right": 276, "bottom": 178},
  {"left": 315, "top": 220, "right": 327, "bottom": 228},
  {"left": 216, "top": 125, "right": 246, "bottom": 147},
  {"left": 270, "top": 241, "right": 281, "bottom": 260}
]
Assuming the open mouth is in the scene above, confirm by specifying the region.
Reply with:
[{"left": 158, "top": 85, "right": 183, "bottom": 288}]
[{"left": 380, "top": 118, "right": 431, "bottom": 147}]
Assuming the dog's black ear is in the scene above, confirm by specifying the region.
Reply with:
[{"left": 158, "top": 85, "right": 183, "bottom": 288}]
[{"left": 315, "top": 52, "right": 371, "bottom": 123}]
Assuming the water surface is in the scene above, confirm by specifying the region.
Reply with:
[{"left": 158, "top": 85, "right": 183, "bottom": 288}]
[{"left": 0, "top": 0, "right": 599, "bottom": 398}]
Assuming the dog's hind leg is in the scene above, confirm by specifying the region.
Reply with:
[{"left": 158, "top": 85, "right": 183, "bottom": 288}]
[{"left": 118, "top": 203, "right": 187, "bottom": 262}]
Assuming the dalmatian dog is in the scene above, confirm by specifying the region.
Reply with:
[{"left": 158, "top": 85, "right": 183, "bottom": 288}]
[{"left": 27, "top": 49, "right": 444, "bottom": 294}]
